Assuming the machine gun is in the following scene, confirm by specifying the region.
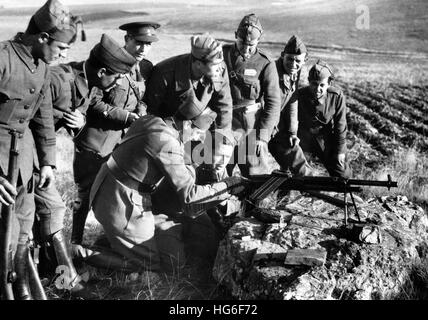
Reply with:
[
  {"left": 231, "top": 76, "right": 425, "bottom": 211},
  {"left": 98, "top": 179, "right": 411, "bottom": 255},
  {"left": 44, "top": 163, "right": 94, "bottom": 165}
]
[
  {"left": 247, "top": 170, "right": 398, "bottom": 226},
  {"left": 0, "top": 130, "right": 20, "bottom": 300}
]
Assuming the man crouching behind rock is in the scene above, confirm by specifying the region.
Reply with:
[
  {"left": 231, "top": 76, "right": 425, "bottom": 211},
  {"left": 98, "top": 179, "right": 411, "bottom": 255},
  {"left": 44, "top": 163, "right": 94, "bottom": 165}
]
[{"left": 88, "top": 102, "right": 245, "bottom": 273}]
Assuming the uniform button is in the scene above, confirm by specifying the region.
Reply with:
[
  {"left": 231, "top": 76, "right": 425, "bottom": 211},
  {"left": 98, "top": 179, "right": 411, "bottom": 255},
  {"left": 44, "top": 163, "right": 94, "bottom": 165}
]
[
  {"left": 31, "top": 69, "right": 35, "bottom": 74},
  {"left": 19, "top": 119, "right": 25, "bottom": 124},
  {"left": 24, "top": 105, "right": 30, "bottom": 110},
  {"left": 30, "top": 88, "right": 35, "bottom": 94}
]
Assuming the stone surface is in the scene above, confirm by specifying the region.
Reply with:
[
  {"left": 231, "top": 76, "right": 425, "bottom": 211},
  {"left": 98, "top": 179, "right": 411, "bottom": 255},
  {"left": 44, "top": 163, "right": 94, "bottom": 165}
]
[
  {"left": 213, "top": 195, "right": 428, "bottom": 300},
  {"left": 284, "top": 249, "right": 327, "bottom": 267}
]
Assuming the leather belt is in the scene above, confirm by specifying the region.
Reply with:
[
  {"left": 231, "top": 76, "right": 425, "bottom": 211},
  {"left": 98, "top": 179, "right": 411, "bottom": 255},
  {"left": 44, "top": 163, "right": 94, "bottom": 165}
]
[{"left": 106, "top": 157, "right": 161, "bottom": 194}]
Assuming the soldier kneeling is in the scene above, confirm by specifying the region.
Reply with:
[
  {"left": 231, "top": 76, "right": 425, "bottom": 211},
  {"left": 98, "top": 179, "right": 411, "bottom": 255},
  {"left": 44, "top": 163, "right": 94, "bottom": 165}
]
[{"left": 269, "top": 60, "right": 352, "bottom": 178}]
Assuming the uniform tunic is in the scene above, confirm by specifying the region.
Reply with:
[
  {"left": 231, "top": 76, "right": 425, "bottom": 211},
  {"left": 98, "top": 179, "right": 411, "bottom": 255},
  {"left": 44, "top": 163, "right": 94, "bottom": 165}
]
[
  {"left": 70, "top": 60, "right": 153, "bottom": 244},
  {"left": 0, "top": 39, "right": 56, "bottom": 246},
  {"left": 90, "top": 115, "right": 231, "bottom": 271},
  {"left": 34, "top": 61, "right": 94, "bottom": 239},
  {"left": 222, "top": 44, "right": 281, "bottom": 176},
  {"left": 269, "top": 85, "right": 350, "bottom": 178},
  {"left": 144, "top": 53, "right": 233, "bottom": 132}
]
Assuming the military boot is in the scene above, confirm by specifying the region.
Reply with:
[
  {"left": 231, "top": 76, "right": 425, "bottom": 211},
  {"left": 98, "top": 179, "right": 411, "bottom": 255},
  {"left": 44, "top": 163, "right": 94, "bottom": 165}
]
[
  {"left": 13, "top": 243, "right": 32, "bottom": 300},
  {"left": 51, "top": 230, "right": 87, "bottom": 295}
]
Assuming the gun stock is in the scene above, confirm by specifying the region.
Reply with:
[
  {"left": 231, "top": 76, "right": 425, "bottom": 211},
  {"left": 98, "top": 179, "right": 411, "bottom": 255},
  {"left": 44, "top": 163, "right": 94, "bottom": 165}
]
[{"left": 0, "top": 130, "right": 20, "bottom": 300}]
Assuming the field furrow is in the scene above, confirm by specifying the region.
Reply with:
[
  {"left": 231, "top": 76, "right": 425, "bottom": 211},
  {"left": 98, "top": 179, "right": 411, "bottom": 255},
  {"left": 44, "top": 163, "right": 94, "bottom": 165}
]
[
  {"left": 346, "top": 97, "right": 428, "bottom": 153},
  {"left": 349, "top": 87, "right": 428, "bottom": 136}
]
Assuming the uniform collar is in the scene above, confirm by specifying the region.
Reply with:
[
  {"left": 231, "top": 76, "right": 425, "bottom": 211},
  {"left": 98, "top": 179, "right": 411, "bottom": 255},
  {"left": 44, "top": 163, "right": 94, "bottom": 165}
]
[
  {"left": 10, "top": 37, "right": 41, "bottom": 73},
  {"left": 277, "top": 58, "right": 298, "bottom": 91}
]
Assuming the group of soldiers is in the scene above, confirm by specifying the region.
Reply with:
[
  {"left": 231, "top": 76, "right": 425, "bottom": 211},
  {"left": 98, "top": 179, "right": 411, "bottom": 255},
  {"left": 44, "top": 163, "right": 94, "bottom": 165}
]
[{"left": 0, "top": 0, "right": 351, "bottom": 299}]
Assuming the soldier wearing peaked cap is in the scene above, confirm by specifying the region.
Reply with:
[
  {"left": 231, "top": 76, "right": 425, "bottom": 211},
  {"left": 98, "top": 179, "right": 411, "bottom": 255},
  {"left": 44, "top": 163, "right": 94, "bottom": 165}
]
[
  {"left": 0, "top": 0, "right": 83, "bottom": 300},
  {"left": 269, "top": 60, "right": 351, "bottom": 178},
  {"left": 223, "top": 13, "right": 281, "bottom": 178}
]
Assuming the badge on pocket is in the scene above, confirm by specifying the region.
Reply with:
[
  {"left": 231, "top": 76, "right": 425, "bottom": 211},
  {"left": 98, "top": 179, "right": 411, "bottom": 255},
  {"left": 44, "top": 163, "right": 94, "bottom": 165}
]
[{"left": 244, "top": 69, "right": 257, "bottom": 77}]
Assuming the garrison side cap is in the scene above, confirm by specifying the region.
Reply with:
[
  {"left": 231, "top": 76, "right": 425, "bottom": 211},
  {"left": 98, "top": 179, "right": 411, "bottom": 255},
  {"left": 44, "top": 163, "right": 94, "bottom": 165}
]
[
  {"left": 89, "top": 34, "right": 137, "bottom": 74},
  {"left": 191, "top": 33, "right": 223, "bottom": 64},
  {"left": 30, "top": 0, "right": 82, "bottom": 44},
  {"left": 119, "top": 22, "right": 161, "bottom": 42},
  {"left": 236, "top": 13, "right": 263, "bottom": 44},
  {"left": 282, "top": 35, "right": 307, "bottom": 55},
  {"left": 308, "top": 59, "right": 335, "bottom": 81}
]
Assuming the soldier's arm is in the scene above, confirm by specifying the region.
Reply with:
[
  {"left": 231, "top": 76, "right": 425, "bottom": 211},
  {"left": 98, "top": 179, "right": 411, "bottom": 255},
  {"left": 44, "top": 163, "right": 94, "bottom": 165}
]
[
  {"left": 30, "top": 82, "right": 56, "bottom": 169},
  {"left": 281, "top": 90, "right": 299, "bottom": 136},
  {"left": 143, "top": 65, "right": 168, "bottom": 116},
  {"left": 209, "top": 65, "right": 233, "bottom": 131},
  {"left": 86, "top": 87, "right": 133, "bottom": 127},
  {"left": 258, "top": 61, "right": 281, "bottom": 142},
  {"left": 150, "top": 132, "right": 230, "bottom": 209},
  {"left": 333, "top": 93, "right": 347, "bottom": 154}
]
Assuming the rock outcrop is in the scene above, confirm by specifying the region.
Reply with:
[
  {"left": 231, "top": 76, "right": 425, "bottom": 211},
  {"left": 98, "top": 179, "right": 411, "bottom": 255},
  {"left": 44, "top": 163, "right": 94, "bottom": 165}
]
[{"left": 213, "top": 194, "right": 428, "bottom": 300}]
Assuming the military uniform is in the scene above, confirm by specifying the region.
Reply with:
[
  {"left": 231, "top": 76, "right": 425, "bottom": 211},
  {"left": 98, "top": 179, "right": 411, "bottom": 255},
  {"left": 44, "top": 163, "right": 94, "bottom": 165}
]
[
  {"left": 34, "top": 61, "right": 93, "bottom": 243},
  {"left": 145, "top": 54, "right": 232, "bottom": 132},
  {"left": 90, "top": 115, "right": 234, "bottom": 272},
  {"left": 223, "top": 44, "right": 281, "bottom": 176},
  {"left": 270, "top": 85, "right": 350, "bottom": 178},
  {"left": 69, "top": 34, "right": 137, "bottom": 246},
  {"left": 0, "top": 39, "right": 56, "bottom": 247}
]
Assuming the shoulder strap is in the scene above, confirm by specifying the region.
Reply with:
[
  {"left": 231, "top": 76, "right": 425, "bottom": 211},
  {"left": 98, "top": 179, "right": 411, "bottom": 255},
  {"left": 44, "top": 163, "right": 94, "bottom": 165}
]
[{"left": 125, "top": 74, "right": 141, "bottom": 100}]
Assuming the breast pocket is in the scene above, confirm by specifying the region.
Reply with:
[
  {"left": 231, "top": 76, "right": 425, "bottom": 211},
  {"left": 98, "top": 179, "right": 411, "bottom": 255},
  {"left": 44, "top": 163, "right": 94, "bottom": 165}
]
[
  {"left": 242, "top": 77, "right": 260, "bottom": 100},
  {"left": 0, "top": 91, "right": 21, "bottom": 124}
]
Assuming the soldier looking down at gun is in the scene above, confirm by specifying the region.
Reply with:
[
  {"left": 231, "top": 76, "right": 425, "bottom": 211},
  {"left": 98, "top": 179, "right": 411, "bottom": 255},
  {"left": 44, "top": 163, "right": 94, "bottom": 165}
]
[
  {"left": 144, "top": 33, "right": 234, "bottom": 180},
  {"left": 0, "top": 0, "right": 74, "bottom": 300},
  {"left": 269, "top": 60, "right": 351, "bottom": 178},
  {"left": 70, "top": 23, "right": 161, "bottom": 259},
  {"left": 224, "top": 13, "right": 281, "bottom": 177},
  {"left": 88, "top": 102, "right": 244, "bottom": 273}
]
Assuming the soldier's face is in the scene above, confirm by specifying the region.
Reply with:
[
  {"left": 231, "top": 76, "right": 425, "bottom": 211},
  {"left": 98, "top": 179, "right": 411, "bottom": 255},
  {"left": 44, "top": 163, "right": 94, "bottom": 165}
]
[
  {"left": 236, "top": 37, "right": 259, "bottom": 59},
  {"left": 38, "top": 38, "right": 71, "bottom": 64},
  {"left": 125, "top": 36, "right": 152, "bottom": 61},
  {"left": 309, "top": 78, "right": 330, "bottom": 99},
  {"left": 98, "top": 70, "right": 125, "bottom": 92},
  {"left": 198, "top": 60, "right": 223, "bottom": 79},
  {"left": 282, "top": 53, "right": 306, "bottom": 75}
]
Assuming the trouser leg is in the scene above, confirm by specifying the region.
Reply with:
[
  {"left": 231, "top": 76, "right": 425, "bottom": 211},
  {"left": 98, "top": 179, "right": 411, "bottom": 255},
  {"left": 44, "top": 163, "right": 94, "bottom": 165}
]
[{"left": 72, "top": 147, "right": 105, "bottom": 245}]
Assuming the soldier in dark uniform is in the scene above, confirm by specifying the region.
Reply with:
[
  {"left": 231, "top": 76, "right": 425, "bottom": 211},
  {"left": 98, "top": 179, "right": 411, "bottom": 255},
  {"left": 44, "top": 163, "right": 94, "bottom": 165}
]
[
  {"left": 269, "top": 60, "right": 351, "bottom": 178},
  {"left": 89, "top": 104, "right": 244, "bottom": 273},
  {"left": 144, "top": 33, "right": 233, "bottom": 172},
  {"left": 69, "top": 24, "right": 160, "bottom": 256},
  {"left": 223, "top": 14, "right": 281, "bottom": 177},
  {"left": 0, "top": 0, "right": 73, "bottom": 300},
  {"left": 268, "top": 35, "right": 313, "bottom": 176},
  {"left": 32, "top": 33, "right": 134, "bottom": 295}
]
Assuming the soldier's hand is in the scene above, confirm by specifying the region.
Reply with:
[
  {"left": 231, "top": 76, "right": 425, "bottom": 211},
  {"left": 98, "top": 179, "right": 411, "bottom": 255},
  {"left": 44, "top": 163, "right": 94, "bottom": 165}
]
[
  {"left": 255, "top": 140, "right": 267, "bottom": 157},
  {"left": 126, "top": 112, "right": 140, "bottom": 125},
  {"left": 0, "top": 176, "right": 17, "bottom": 206},
  {"left": 288, "top": 135, "right": 300, "bottom": 148},
  {"left": 336, "top": 153, "right": 346, "bottom": 167},
  {"left": 64, "top": 110, "right": 85, "bottom": 130},
  {"left": 38, "top": 166, "right": 55, "bottom": 190},
  {"left": 71, "top": 244, "right": 93, "bottom": 260},
  {"left": 222, "top": 176, "right": 250, "bottom": 197}
]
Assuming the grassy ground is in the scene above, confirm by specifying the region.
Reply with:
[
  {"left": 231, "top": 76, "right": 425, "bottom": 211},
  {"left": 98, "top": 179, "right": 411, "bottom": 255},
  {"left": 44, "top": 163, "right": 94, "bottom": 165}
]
[{"left": 1, "top": 0, "right": 427, "bottom": 300}]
